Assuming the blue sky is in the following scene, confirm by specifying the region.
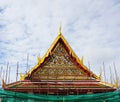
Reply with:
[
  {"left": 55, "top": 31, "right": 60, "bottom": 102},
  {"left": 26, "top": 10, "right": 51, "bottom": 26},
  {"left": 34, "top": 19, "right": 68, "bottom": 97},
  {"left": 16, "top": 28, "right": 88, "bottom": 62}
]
[{"left": 0, "top": 0, "right": 120, "bottom": 85}]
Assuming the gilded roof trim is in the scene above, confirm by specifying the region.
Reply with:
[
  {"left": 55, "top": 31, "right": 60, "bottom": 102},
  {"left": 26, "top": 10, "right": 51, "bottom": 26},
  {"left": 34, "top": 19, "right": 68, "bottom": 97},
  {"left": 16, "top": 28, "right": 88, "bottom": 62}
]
[{"left": 21, "top": 32, "right": 99, "bottom": 80}]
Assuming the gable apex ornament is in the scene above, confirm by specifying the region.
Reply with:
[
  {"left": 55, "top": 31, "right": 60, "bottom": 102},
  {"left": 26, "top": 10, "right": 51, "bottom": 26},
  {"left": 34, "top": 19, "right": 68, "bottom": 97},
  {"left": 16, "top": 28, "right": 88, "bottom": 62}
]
[{"left": 58, "top": 24, "right": 62, "bottom": 35}]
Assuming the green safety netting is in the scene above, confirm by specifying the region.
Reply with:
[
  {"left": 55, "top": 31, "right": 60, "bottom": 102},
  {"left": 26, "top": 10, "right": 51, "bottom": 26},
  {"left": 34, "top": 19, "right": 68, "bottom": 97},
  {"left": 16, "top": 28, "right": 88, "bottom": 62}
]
[{"left": 0, "top": 89, "right": 120, "bottom": 102}]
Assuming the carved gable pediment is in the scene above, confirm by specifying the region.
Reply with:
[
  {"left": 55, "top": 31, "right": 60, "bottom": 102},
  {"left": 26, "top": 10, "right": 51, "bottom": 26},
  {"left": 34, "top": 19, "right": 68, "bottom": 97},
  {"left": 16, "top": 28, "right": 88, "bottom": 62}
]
[
  {"left": 44, "top": 41, "right": 75, "bottom": 66},
  {"left": 31, "top": 39, "right": 89, "bottom": 81},
  {"left": 24, "top": 33, "right": 99, "bottom": 81}
]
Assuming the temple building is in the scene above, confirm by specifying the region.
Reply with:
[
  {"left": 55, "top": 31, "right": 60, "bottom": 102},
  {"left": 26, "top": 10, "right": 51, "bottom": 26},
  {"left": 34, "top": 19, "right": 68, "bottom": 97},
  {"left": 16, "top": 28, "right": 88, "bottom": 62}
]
[{"left": 2, "top": 28, "right": 117, "bottom": 95}]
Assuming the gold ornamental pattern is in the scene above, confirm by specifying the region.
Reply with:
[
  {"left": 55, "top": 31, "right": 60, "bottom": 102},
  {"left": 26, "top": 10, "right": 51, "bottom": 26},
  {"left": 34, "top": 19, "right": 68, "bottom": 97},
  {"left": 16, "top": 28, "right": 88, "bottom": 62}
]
[{"left": 31, "top": 42, "right": 85, "bottom": 80}]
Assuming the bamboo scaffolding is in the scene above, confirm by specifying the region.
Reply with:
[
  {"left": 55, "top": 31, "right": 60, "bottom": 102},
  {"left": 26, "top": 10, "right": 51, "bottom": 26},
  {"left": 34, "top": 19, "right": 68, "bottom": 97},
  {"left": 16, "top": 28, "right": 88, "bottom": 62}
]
[
  {"left": 16, "top": 62, "right": 19, "bottom": 82},
  {"left": 113, "top": 62, "right": 119, "bottom": 88},
  {"left": 5, "top": 62, "right": 9, "bottom": 83},
  {"left": 8, "top": 67, "right": 11, "bottom": 84},
  {"left": 99, "top": 66, "right": 102, "bottom": 80},
  {"left": 113, "top": 62, "right": 118, "bottom": 80},
  {"left": 103, "top": 62, "right": 106, "bottom": 83},
  {"left": 109, "top": 66, "right": 113, "bottom": 84},
  {"left": 26, "top": 53, "right": 29, "bottom": 73},
  {"left": 0, "top": 66, "right": 3, "bottom": 79},
  {"left": 102, "top": 62, "right": 108, "bottom": 92},
  {"left": 2, "top": 70, "right": 5, "bottom": 82}
]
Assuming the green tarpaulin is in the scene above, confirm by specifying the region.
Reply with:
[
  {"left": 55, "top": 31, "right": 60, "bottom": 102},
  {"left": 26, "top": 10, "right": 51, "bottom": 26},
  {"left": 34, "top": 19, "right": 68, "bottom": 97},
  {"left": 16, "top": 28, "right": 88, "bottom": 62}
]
[{"left": 0, "top": 89, "right": 120, "bottom": 102}]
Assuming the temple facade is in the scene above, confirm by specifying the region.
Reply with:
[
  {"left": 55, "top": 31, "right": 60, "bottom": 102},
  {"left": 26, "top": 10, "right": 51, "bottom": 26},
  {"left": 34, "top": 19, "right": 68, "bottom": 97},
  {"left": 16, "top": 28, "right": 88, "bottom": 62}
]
[{"left": 2, "top": 29, "right": 117, "bottom": 95}]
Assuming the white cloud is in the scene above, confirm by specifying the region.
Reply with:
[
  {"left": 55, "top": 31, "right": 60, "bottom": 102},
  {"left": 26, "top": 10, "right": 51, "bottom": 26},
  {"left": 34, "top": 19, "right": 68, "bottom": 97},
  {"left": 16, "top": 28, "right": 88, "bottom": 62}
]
[{"left": 0, "top": 0, "right": 120, "bottom": 85}]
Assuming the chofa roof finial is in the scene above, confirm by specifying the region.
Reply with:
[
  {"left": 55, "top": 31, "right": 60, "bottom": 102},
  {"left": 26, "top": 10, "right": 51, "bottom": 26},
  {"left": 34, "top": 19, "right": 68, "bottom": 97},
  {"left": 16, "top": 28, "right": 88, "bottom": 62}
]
[{"left": 58, "top": 23, "right": 62, "bottom": 35}]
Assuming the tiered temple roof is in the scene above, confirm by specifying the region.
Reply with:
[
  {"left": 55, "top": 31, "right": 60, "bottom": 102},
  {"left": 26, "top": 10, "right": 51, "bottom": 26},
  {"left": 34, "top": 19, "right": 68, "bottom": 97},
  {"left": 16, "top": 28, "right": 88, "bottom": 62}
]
[{"left": 2, "top": 28, "right": 117, "bottom": 95}]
